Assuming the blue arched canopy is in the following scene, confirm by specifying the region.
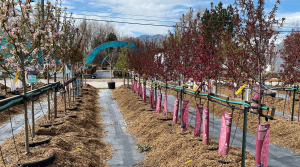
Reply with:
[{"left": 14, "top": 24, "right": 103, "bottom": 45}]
[{"left": 85, "top": 41, "right": 136, "bottom": 65}]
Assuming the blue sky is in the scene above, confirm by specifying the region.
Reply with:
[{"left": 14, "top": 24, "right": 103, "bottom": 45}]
[{"left": 42, "top": 0, "right": 300, "bottom": 43}]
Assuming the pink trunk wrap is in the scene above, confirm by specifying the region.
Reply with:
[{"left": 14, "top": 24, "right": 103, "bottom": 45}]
[
  {"left": 131, "top": 79, "right": 133, "bottom": 90},
  {"left": 134, "top": 81, "right": 137, "bottom": 93},
  {"left": 150, "top": 89, "right": 154, "bottom": 109},
  {"left": 156, "top": 92, "right": 162, "bottom": 113},
  {"left": 194, "top": 104, "right": 203, "bottom": 137},
  {"left": 203, "top": 107, "right": 209, "bottom": 145},
  {"left": 208, "top": 80, "right": 211, "bottom": 94},
  {"left": 164, "top": 94, "right": 168, "bottom": 118},
  {"left": 180, "top": 100, "right": 189, "bottom": 131},
  {"left": 218, "top": 112, "right": 233, "bottom": 155},
  {"left": 172, "top": 98, "right": 179, "bottom": 123},
  {"left": 255, "top": 124, "right": 270, "bottom": 167},
  {"left": 138, "top": 83, "right": 142, "bottom": 96}
]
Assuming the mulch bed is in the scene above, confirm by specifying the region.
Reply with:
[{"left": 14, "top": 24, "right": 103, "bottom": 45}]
[
  {"left": 161, "top": 85, "right": 300, "bottom": 154},
  {"left": 0, "top": 84, "right": 114, "bottom": 167},
  {"left": 112, "top": 85, "right": 256, "bottom": 167}
]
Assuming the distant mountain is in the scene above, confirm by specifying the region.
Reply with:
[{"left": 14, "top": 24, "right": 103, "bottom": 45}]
[{"left": 138, "top": 34, "right": 167, "bottom": 42}]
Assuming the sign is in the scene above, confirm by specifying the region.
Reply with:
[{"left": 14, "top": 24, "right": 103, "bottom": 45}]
[
  {"left": 27, "top": 67, "right": 37, "bottom": 83},
  {"left": 28, "top": 75, "right": 37, "bottom": 83}
]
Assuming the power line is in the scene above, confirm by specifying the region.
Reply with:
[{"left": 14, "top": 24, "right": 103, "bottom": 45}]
[
  {"left": 72, "top": 13, "right": 180, "bottom": 24},
  {"left": 67, "top": 16, "right": 299, "bottom": 32},
  {"left": 68, "top": 8, "right": 180, "bottom": 20},
  {"left": 67, "top": 16, "right": 174, "bottom": 27}
]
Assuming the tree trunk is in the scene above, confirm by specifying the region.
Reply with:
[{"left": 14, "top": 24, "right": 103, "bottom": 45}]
[
  {"left": 54, "top": 72, "right": 57, "bottom": 118},
  {"left": 47, "top": 63, "right": 50, "bottom": 120},
  {"left": 63, "top": 63, "right": 66, "bottom": 115},
  {"left": 31, "top": 83, "right": 35, "bottom": 138},
  {"left": 21, "top": 55, "right": 30, "bottom": 154}
]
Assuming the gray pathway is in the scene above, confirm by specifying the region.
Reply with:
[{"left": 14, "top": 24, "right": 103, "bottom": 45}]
[
  {"left": 145, "top": 88, "right": 300, "bottom": 167},
  {"left": 0, "top": 95, "right": 57, "bottom": 145},
  {"left": 98, "top": 90, "right": 144, "bottom": 167}
]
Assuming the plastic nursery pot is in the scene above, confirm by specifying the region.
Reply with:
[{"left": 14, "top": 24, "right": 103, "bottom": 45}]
[
  {"left": 108, "top": 82, "right": 116, "bottom": 89},
  {"left": 28, "top": 138, "right": 51, "bottom": 147},
  {"left": 67, "top": 106, "right": 77, "bottom": 110}
]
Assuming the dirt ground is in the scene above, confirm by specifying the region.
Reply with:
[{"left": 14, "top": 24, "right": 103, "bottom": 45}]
[
  {"left": 0, "top": 84, "right": 114, "bottom": 167},
  {"left": 112, "top": 85, "right": 256, "bottom": 167}
]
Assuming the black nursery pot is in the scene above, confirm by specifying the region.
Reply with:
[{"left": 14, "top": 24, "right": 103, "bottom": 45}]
[{"left": 108, "top": 82, "right": 116, "bottom": 89}]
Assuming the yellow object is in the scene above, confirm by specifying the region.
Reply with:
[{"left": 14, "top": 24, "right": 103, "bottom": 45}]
[
  {"left": 14, "top": 70, "right": 20, "bottom": 83},
  {"left": 157, "top": 137, "right": 160, "bottom": 140},
  {"left": 298, "top": 82, "right": 300, "bottom": 88},
  {"left": 181, "top": 84, "right": 186, "bottom": 87},
  {"left": 185, "top": 160, "right": 192, "bottom": 164},
  {"left": 168, "top": 146, "right": 170, "bottom": 149},
  {"left": 76, "top": 147, "right": 82, "bottom": 150},
  {"left": 58, "top": 66, "right": 63, "bottom": 73},
  {"left": 157, "top": 131, "right": 161, "bottom": 133},
  {"left": 235, "top": 84, "right": 247, "bottom": 95},
  {"left": 193, "top": 84, "right": 197, "bottom": 91}
]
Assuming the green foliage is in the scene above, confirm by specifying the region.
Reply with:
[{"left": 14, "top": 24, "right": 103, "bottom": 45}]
[
  {"left": 105, "top": 32, "right": 118, "bottom": 42},
  {"left": 201, "top": 2, "right": 234, "bottom": 43},
  {"left": 115, "top": 48, "right": 128, "bottom": 71},
  {"left": 137, "top": 144, "right": 151, "bottom": 153},
  {"left": 105, "top": 32, "right": 118, "bottom": 53}
]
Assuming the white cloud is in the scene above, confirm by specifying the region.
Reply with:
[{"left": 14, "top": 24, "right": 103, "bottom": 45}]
[{"left": 66, "top": 0, "right": 211, "bottom": 37}]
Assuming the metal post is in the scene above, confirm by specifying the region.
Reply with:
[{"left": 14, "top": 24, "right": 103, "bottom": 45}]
[
  {"left": 63, "top": 63, "right": 66, "bottom": 115},
  {"left": 242, "top": 104, "right": 249, "bottom": 167},
  {"left": 179, "top": 86, "right": 183, "bottom": 118},
  {"left": 31, "top": 83, "right": 35, "bottom": 138},
  {"left": 291, "top": 87, "right": 296, "bottom": 121},
  {"left": 4, "top": 77, "right": 6, "bottom": 94},
  {"left": 54, "top": 72, "right": 57, "bottom": 118},
  {"left": 215, "top": 79, "right": 217, "bottom": 94},
  {"left": 242, "top": 89, "right": 244, "bottom": 101},
  {"left": 154, "top": 82, "right": 157, "bottom": 104}
]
